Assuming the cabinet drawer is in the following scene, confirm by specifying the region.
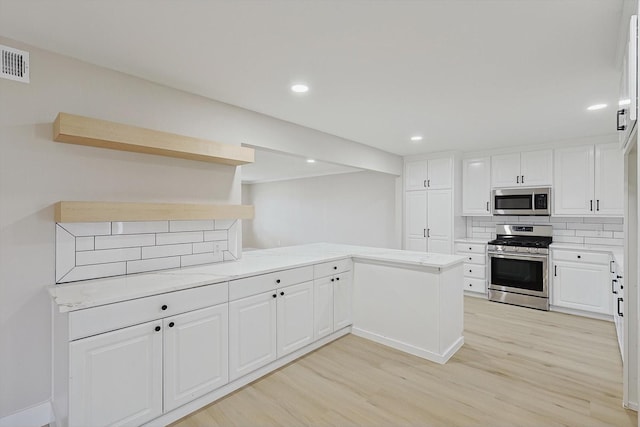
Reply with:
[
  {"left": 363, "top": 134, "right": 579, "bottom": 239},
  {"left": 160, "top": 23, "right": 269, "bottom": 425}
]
[
  {"left": 455, "top": 243, "right": 485, "bottom": 254},
  {"left": 464, "top": 264, "right": 486, "bottom": 279},
  {"left": 552, "top": 250, "right": 610, "bottom": 265},
  {"left": 230, "top": 266, "right": 314, "bottom": 301},
  {"left": 314, "top": 258, "right": 353, "bottom": 278},
  {"left": 69, "top": 281, "right": 228, "bottom": 341},
  {"left": 457, "top": 253, "right": 485, "bottom": 265},
  {"left": 464, "top": 278, "right": 486, "bottom": 293}
]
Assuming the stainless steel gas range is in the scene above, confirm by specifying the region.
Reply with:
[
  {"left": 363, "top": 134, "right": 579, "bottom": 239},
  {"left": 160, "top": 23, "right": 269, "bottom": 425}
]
[{"left": 487, "top": 224, "right": 552, "bottom": 311}]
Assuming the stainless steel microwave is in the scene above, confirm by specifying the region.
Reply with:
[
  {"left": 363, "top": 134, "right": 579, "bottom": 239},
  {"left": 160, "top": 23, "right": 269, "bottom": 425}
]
[{"left": 492, "top": 187, "right": 551, "bottom": 216}]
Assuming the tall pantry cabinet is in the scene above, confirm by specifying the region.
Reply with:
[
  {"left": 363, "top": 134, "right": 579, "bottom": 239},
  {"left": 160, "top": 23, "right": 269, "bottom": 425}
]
[{"left": 404, "top": 154, "right": 464, "bottom": 254}]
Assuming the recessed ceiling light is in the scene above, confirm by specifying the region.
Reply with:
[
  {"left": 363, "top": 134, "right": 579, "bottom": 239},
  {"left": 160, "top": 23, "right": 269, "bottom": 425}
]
[
  {"left": 619, "top": 99, "right": 631, "bottom": 106},
  {"left": 291, "top": 84, "right": 309, "bottom": 93},
  {"left": 410, "top": 135, "right": 423, "bottom": 142},
  {"left": 587, "top": 103, "right": 607, "bottom": 111},
  {"left": 306, "top": 159, "right": 316, "bottom": 163}
]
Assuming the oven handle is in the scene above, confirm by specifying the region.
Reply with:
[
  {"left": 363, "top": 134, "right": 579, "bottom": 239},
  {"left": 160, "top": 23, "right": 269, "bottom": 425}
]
[{"left": 488, "top": 252, "right": 549, "bottom": 261}]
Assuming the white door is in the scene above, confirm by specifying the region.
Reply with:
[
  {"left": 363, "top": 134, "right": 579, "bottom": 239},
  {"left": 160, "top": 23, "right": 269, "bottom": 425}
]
[
  {"left": 229, "top": 291, "right": 277, "bottom": 381},
  {"left": 314, "top": 276, "right": 334, "bottom": 340},
  {"left": 427, "top": 190, "right": 452, "bottom": 254},
  {"left": 491, "top": 153, "right": 521, "bottom": 187},
  {"left": 427, "top": 157, "right": 452, "bottom": 189},
  {"left": 553, "top": 145, "right": 595, "bottom": 216},
  {"left": 462, "top": 157, "right": 491, "bottom": 216},
  {"left": 334, "top": 271, "right": 353, "bottom": 330},
  {"left": 277, "top": 281, "right": 315, "bottom": 357},
  {"left": 69, "top": 321, "right": 163, "bottom": 427},
  {"left": 552, "top": 262, "right": 612, "bottom": 315},
  {"left": 405, "top": 160, "right": 428, "bottom": 191},
  {"left": 163, "top": 304, "right": 229, "bottom": 412},
  {"left": 595, "top": 143, "right": 624, "bottom": 216},
  {"left": 520, "top": 149, "right": 553, "bottom": 187},
  {"left": 405, "top": 190, "right": 427, "bottom": 251}
]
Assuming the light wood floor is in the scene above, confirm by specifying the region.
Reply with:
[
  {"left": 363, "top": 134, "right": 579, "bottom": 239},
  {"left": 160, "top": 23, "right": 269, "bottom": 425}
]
[{"left": 170, "top": 297, "right": 637, "bottom": 426}]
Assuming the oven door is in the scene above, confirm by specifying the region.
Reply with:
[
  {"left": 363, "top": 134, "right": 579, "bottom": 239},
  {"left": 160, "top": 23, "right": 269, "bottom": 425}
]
[{"left": 488, "top": 252, "right": 548, "bottom": 298}]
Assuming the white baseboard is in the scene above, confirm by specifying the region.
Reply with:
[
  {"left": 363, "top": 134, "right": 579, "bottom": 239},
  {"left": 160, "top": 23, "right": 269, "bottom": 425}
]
[{"left": 0, "top": 401, "right": 53, "bottom": 427}]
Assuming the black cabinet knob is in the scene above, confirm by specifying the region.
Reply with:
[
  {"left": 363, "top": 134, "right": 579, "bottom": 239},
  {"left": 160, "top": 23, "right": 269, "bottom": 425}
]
[
  {"left": 280, "top": 291, "right": 284, "bottom": 296},
  {"left": 331, "top": 278, "right": 335, "bottom": 282},
  {"left": 276, "top": 279, "right": 281, "bottom": 284},
  {"left": 272, "top": 294, "right": 277, "bottom": 298},
  {"left": 468, "top": 247, "right": 472, "bottom": 250},
  {"left": 155, "top": 326, "right": 161, "bottom": 332},
  {"left": 469, "top": 269, "right": 472, "bottom": 273},
  {"left": 336, "top": 277, "right": 340, "bottom": 281},
  {"left": 577, "top": 255, "right": 581, "bottom": 259},
  {"left": 469, "top": 283, "right": 473, "bottom": 287},
  {"left": 169, "top": 322, "right": 175, "bottom": 328},
  {"left": 334, "top": 266, "right": 337, "bottom": 270},
  {"left": 161, "top": 305, "right": 168, "bottom": 311}
]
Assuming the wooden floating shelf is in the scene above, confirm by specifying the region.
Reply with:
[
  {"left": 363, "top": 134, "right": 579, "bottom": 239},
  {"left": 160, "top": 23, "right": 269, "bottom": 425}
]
[
  {"left": 55, "top": 201, "right": 255, "bottom": 223},
  {"left": 53, "top": 112, "right": 254, "bottom": 166}
]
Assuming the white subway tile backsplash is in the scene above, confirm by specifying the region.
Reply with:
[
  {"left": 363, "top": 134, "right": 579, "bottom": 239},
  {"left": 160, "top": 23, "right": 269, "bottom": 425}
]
[
  {"left": 181, "top": 252, "right": 223, "bottom": 267},
  {"left": 56, "top": 218, "right": 240, "bottom": 283},
  {"left": 61, "top": 262, "right": 127, "bottom": 282},
  {"left": 614, "top": 232, "right": 625, "bottom": 239},
  {"left": 142, "top": 243, "right": 192, "bottom": 259},
  {"left": 518, "top": 216, "right": 550, "bottom": 223},
  {"left": 604, "top": 223, "right": 624, "bottom": 232},
  {"left": 112, "top": 221, "right": 169, "bottom": 235},
  {"left": 204, "top": 230, "right": 228, "bottom": 241},
  {"left": 127, "top": 256, "right": 181, "bottom": 274},
  {"left": 550, "top": 217, "right": 583, "bottom": 223},
  {"left": 553, "top": 236, "right": 585, "bottom": 244},
  {"left": 584, "top": 237, "right": 624, "bottom": 246},
  {"left": 169, "top": 220, "right": 214, "bottom": 232},
  {"left": 575, "top": 230, "right": 613, "bottom": 238},
  {"left": 76, "top": 247, "right": 141, "bottom": 266},
  {"left": 215, "top": 219, "right": 236, "bottom": 230},
  {"left": 59, "top": 222, "right": 111, "bottom": 237},
  {"left": 550, "top": 222, "right": 567, "bottom": 229},
  {"left": 156, "top": 231, "right": 203, "bottom": 245},
  {"left": 76, "top": 236, "right": 95, "bottom": 251},
  {"left": 566, "top": 222, "right": 603, "bottom": 231},
  {"left": 583, "top": 217, "right": 623, "bottom": 224},
  {"left": 553, "top": 230, "right": 576, "bottom": 236},
  {"left": 95, "top": 234, "right": 156, "bottom": 250}
]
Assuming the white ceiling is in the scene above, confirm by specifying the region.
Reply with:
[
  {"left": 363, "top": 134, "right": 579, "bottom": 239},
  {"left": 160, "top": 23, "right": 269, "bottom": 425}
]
[
  {"left": 0, "top": 0, "right": 630, "bottom": 157},
  {"left": 241, "top": 147, "right": 361, "bottom": 184}
]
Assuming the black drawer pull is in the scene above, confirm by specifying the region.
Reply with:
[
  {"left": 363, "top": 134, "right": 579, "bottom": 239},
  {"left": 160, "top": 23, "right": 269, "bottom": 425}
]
[
  {"left": 155, "top": 326, "right": 161, "bottom": 332},
  {"left": 272, "top": 294, "right": 277, "bottom": 298},
  {"left": 161, "top": 305, "right": 168, "bottom": 311},
  {"left": 276, "top": 279, "right": 281, "bottom": 284},
  {"left": 336, "top": 277, "right": 340, "bottom": 281},
  {"left": 612, "top": 279, "right": 618, "bottom": 294},
  {"left": 618, "top": 298, "right": 624, "bottom": 317},
  {"left": 169, "top": 322, "right": 175, "bottom": 328}
]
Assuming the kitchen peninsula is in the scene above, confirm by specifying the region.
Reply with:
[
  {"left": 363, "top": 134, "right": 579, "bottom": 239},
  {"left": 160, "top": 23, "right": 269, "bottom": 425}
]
[{"left": 49, "top": 243, "right": 464, "bottom": 427}]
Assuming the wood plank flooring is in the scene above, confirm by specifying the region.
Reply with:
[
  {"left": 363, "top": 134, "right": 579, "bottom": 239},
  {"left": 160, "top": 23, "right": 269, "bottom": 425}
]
[{"left": 170, "top": 297, "right": 637, "bottom": 426}]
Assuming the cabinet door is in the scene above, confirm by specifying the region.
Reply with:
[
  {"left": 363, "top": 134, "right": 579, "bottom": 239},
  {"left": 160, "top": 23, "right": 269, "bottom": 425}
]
[
  {"left": 427, "top": 157, "right": 452, "bottom": 189},
  {"left": 69, "top": 321, "right": 162, "bottom": 427},
  {"left": 462, "top": 157, "right": 491, "bottom": 216},
  {"left": 553, "top": 145, "right": 595, "bottom": 216},
  {"left": 405, "top": 190, "right": 427, "bottom": 252},
  {"left": 520, "top": 149, "right": 552, "bottom": 186},
  {"left": 277, "top": 281, "right": 315, "bottom": 357},
  {"left": 491, "top": 153, "right": 521, "bottom": 187},
  {"left": 427, "top": 190, "right": 452, "bottom": 254},
  {"left": 334, "top": 271, "right": 353, "bottom": 330},
  {"left": 552, "top": 261, "right": 612, "bottom": 315},
  {"left": 405, "top": 160, "right": 428, "bottom": 190},
  {"left": 314, "top": 276, "right": 334, "bottom": 339},
  {"left": 229, "top": 291, "right": 277, "bottom": 381},
  {"left": 163, "top": 304, "right": 229, "bottom": 412},
  {"left": 595, "top": 143, "right": 624, "bottom": 216}
]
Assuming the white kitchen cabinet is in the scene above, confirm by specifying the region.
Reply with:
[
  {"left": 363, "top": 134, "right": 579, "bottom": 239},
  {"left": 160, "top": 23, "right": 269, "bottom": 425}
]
[
  {"left": 405, "top": 190, "right": 427, "bottom": 252},
  {"left": 427, "top": 190, "right": 453, "bottom": 254},
  {"left": 551, "top": 249, "right": 612, "bottom": 316},
  {"left": 163, "top": 304, "right": 229, "bottom": 412},
  {"left": 69, "top": 321, "right": 163, "bottom": 427},
  {"left": 554, "top": 143, "right": 623, "bottom": 216},
  {"left": 462, "top": 157, "right": 491, "bottom": 216},
  {"left": 405, "top": 189, "right": 453, "bottom": 253},
  {"left": 314, "top": 275, "right": 334, "bottom": 339},
  {"left": 404, "top": 157, "right": 452, "bottom": 190},
  {"left": 229, "top": 291, "right": 277, "bottom": 381},
  {"left": 491, "top": 149, "right": 552, "bottom": 188},
  {"left": 333, "top": 271, "right": 353, "bottom": 330},
  {"left": 455, "top": 242, "right": 487, "bottom": 295},
  {"left": 314, "top": 261, "right": 353, "bottom": 338},
  {"left": 276, "top": 280, "right": 315, "bottom": 356}
]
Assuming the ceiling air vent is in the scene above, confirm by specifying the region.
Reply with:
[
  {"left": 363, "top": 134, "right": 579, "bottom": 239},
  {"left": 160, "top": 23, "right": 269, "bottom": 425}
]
[{"left": 1, "top": 44, "right": 29, "bottom": 83}]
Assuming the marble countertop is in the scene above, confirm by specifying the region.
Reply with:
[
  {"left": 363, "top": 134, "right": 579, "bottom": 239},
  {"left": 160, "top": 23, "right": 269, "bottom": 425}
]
[{"left": 49, "top": 243, "right": 465, "bottom": 312}]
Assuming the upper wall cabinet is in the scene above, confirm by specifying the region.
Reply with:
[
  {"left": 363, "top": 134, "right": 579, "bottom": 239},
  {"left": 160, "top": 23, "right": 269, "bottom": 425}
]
[
  {"left": 462, "top": 157, "right": 491, "bottom": 216},
  {"left": 491, "top": 149, "right": 552, "bottom": 188},
  {"left": 554, "top": 143, "right": 623, "bottom": 217},
  {"left": 405, "top": 157, "right": 452, "bottom": 190},
  {"left": 53, "top": 113, "right": 255, "bottom": 166}
]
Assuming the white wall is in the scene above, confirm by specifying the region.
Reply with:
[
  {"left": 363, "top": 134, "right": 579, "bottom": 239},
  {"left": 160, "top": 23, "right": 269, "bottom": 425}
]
[
  {"left": 0, "top": 37, "right": 400, "bottom": 420},
  {"left": 242, "top": 171, "right": 401, "bottom": 249}
]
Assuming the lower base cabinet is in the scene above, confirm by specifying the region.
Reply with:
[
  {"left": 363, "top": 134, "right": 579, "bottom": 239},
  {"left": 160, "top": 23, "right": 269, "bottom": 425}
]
[
  {"left": 314, "top": 271, "right": 353, "bottom": 339},
  {"left": 68, "top": 304, "right": 228, "bottom": 427}
]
